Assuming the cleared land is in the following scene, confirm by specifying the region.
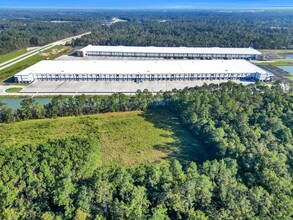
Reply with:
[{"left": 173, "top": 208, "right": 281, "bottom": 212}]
[
  {"left": 40, "top": 45, "right": 71, "bottom": 59},
  {"left": 0, "top": 49, "right": 27, "bottom": 64},
  {"left": 0, "top": 109, "right": 209, "bottom": 166}
]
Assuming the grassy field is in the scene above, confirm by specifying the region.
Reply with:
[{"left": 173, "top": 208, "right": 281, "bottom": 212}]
[
  {"left": 0, "top": 109, "right": 209, "bottom": 166},
  {"left": 254, "top": 59, "right": 293, "bottom": 66},
  {"left": 0, "top": 46, "right": 72, "bottom": 83},
  {"left": 0, "top": 49, "right": 27, "bottom": 64},
  {"left": 5, "top": 87, "right": 23, "bottom": 93},
  {"left": 259, "top": 49, "right": 293, "bottom": 54},
  {"left": 0, "top": 55, "right": 44, "bottom": 82}
]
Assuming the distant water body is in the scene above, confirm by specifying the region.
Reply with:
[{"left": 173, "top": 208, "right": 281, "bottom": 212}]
[
  {"left": 0, "top": 98, "right": 52, "bottom": 109},
  {"left": 277, "top": 66, "right": 293, "bottom": 73},
  {"left": 285, "top": 54, "right": 293, "bottom": 59}
]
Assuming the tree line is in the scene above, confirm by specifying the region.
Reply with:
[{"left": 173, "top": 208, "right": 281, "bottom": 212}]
[{"left": 0, "top": 90, "right": 156, "bottom": 123}]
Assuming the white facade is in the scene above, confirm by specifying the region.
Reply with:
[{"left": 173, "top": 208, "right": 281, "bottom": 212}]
[
  {"left": 78, "top": 45, "right": 261, "bottom": 60},
  {"left": 15, "top": 60, "right": 273, "bottom": 83}
]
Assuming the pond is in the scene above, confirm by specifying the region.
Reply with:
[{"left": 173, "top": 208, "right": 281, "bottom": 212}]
[
  {"left": 285, "top": 54, "right": 293, "bottom": 59},
  {"left": 0, "top": 98, "right": 52, "bottom": 109},
  {"left": 277, "top": 66, "right": 293, "bottom": 73}
]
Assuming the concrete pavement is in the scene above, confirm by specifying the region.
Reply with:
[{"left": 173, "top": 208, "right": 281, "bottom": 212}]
[
  {"left": 6, "top": 80, "right": 252, "bottom": 96},
  {"left": 0, "top": 85, "right": 25, "bottom": 96}
]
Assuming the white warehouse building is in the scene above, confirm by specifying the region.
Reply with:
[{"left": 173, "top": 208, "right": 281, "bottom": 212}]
[
  {"left": 15, "top": 59, "right": 273, "bottom": 84},
  {"left": 78, "top": 45, "right": 261, "bottom": 60}
]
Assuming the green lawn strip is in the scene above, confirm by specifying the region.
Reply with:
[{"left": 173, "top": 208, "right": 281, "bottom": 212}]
[
  {"left": 0, "top": 46, "right": 73, "bottom": 83},
  {"left": 0, "top": 55, "right": 44, "bottom": 82},
  {"left": 259, "top": 49, "right": 293, "bottom": 54},
  {"left": 0, "top": 94, "right": 72, "bottom": 98},
  {"left": 256, "top": 60, "right": 293, "bottom": 66},
  {"left": 0, "top": 109, "right": 208, "bottom": 166},
  {"left": 0, "top": 49, "right": 28, "bottom": 64},
  {"left": 0, "top": 95, "right": 32, "bottom": 98},
  {"left": 5, "top": 87, "right": 23, "bottom": 93}
]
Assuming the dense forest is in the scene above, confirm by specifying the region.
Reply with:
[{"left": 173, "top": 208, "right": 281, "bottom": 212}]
[
  {"left": 73, "top": 11, "right": 293, "bottom": 49},
  {"left": 1, "top": 9, "right": 293, "bottom": 55},
  {"left": 0, "top": 10, "right": 99, "bottom": 55},
  {"left": 0, "top": 82, "right": 292, "bottom": 219}
]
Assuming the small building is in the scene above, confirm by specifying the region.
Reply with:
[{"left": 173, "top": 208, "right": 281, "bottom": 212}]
[
  {"left": 14, "top": 59, "right": 273, "bottom": 83},
  {"left": 78, "top": 45, "right": 261, "bottom": 60}
]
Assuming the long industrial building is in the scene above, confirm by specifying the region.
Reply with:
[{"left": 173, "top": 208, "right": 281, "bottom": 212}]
[
  {"left": 15, "top": 60, "right": 273, "bottom": 83},
  {"left": 78, "top": 45, "right": 261, "bottom": 60}
]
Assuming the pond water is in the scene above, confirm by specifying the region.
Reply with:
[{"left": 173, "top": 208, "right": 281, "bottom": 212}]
[
  {"left": 277, "top": 66, "right": 293, "bottom": 73},
  {"left": 0, "top": 98, "right": 52, "bottom": 109},
  {"left": 285, "top": 54, "right": 293, "bottom": 59}
]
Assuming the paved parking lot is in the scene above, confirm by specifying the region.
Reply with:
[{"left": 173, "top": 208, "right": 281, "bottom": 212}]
[{"left": 20, "top": 80, "right": 252, "bottom": 95}]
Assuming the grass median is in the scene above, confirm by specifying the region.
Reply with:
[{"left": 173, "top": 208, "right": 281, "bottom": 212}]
[
  {"left": 5, "top": 87, "right": 23, "bottom": 93},
  {"left": 0, "top": 46, "right": 72, "bottom": 83},
  {"left": 0, "top": 49, "right": 27, "bottom": 64}
]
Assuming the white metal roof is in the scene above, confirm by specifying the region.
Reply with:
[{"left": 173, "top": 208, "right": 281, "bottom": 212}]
[
  {"left": 15, "top": 60, "right": 268, "bottom": 76},
  {"left": 80, "top": 45, "right": 261, "bottom": 55}
]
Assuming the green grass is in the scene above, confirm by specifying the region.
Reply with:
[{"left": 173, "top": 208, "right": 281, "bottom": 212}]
[
  {"left": 0, "top": 46, "right": 72, "bottom": 83},
  {"left": 255, "top": 60, "right": 293, "bottom": 66},
  {"left": 5, "top": 87, "right": 23, "bottom": 93},
  {"left": 0, "top": 94, "right": 72, "bottom": 98},
  {"left": 0, "top": 54, "right": 44, "bottom": 82},
  {"left": 0, "top": 109, "right": 209, "bottom": 166},
  {"left": 259, "top": 49, "right": 293, "bottom": 54},
  {"left": 0, "top": 49, "right": 27, "bottom": 64}
]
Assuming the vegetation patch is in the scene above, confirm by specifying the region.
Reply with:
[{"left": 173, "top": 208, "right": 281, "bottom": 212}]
[
  {"left": 0, "top": 83, "right": 292, "bottom": 219},
  {"left": 5, "top": 87, "right": 22, "bottom": 93},
  {"left": 0, "top": 109, "right": 207, "bottom": 166},
  {"left": 40, "top": 46, "right": 71, "bottom": 58},
  {"left": 260, "top": 49, "right": 293, "bottom": 54},
  {"left": 0, "top": 47, "right": 73, "bottom": 82},
  {"left": 0, "top": 55, "right": 44, "bottom": 82},
  {"left": 255, "top": 59, "right": 293, "bottom": 66},
  {"left": 0, "top": 49, "right": 27, "bottom": 64}
]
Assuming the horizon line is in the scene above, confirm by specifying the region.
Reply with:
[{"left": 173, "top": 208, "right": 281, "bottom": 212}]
[{"left": 1, "top": 7, "right": 293, "bottom": 10}]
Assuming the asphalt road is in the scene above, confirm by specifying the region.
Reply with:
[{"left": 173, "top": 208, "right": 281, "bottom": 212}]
[{"left": 0, "top": 32, "right": 91, "bottom": 72}]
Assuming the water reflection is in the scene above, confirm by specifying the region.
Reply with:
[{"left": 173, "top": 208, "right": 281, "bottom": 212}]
[{"left": 0, "top": 98, "right": 52, "bottom": 109}]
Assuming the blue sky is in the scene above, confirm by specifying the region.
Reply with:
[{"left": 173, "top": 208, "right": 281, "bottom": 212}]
[{"left": 0, "top": 0, "right": 293, "bottom": 9}]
